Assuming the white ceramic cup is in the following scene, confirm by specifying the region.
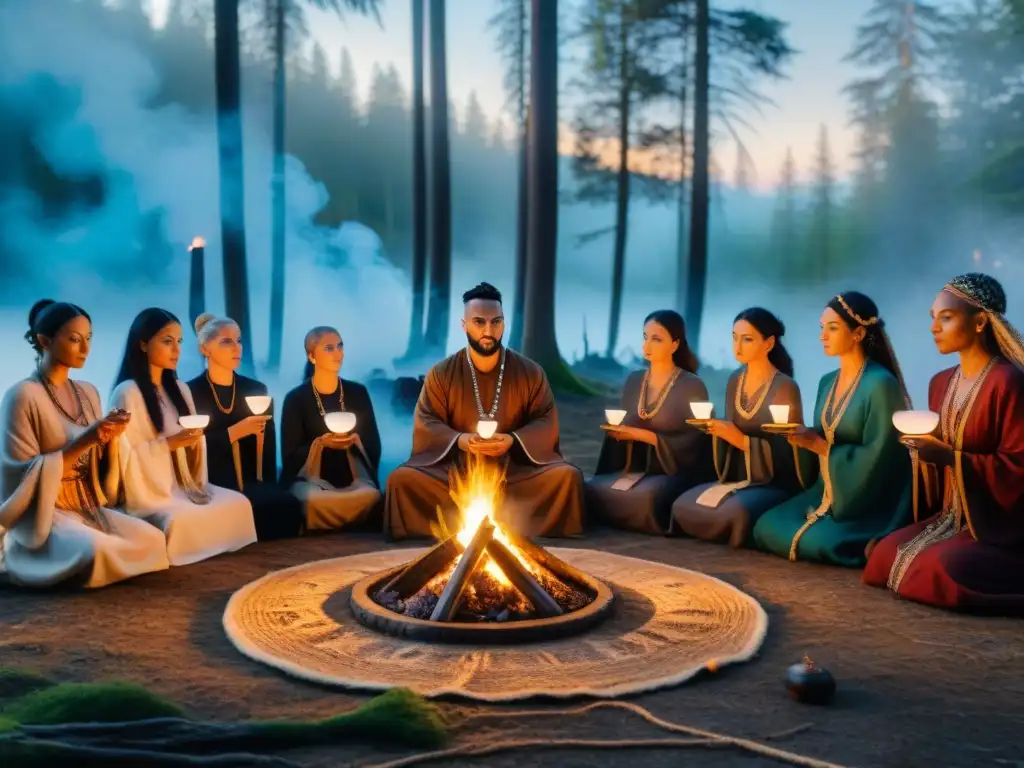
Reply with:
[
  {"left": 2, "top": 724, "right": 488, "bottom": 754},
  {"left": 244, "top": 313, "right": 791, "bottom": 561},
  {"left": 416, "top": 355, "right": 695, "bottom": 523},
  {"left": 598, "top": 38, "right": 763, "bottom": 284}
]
[
  {"left": 769, "top": 404, "right": 791, "bottom": 424},
  {"left": 325, "top": 411, "right": 357, "bottom": 434},
  {"left": 690, "top": 402, "right": 713, "bottom": 420},
  {"left": 178, "top": 414, "right": 210, "bottom": 430},
  {"left": 892, "top": 410, "right": 940, "bottom": 436},
  {"left": 605, "top": 409, "right": 627, "bottom": 426},
  {"left": 245, "top": 395, "right": 271, "bottom": 415}
]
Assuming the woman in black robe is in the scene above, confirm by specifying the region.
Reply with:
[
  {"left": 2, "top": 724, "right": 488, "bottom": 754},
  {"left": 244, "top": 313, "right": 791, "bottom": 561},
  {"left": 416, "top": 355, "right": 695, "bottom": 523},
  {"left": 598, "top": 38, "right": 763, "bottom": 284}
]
[
  {"left": 280, "top": 325, "right": 382, "bottom": 531},
  {"left": 186, "top": 314, "right": 303, "bottom": 540}
]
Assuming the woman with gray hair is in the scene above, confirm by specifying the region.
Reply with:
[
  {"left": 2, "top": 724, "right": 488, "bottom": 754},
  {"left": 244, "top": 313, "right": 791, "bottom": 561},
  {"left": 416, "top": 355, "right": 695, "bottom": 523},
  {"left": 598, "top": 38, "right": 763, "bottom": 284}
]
[
  {"left": 186, "top": 314, "right": 304, "bottom": 540},
  {"left": 279, "top": 325, "right": 382, "bottom": 532}
]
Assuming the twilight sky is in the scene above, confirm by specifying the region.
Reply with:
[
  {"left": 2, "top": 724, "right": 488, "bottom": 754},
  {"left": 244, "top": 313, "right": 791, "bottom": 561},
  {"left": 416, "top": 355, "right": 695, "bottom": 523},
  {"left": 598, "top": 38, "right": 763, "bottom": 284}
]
[{"left": 149, "top": 0, "right": 963, "bottom": 190}]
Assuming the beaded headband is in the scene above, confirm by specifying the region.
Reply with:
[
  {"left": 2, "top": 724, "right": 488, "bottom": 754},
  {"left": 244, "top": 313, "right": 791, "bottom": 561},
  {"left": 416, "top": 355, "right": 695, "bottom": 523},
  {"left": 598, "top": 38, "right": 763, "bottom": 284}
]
[
  {"left": 943, "top": 273, "right": 1024, "bottom": 371},
  {"left": 835, "top": 294, "right": 879, "bottom": 327}
]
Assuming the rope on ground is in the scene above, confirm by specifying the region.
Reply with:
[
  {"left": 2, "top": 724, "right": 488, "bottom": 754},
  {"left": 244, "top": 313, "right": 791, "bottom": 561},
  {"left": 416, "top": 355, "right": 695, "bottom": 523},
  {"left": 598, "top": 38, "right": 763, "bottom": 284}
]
[
  {"left": 364, "top": 737, "right": 720, "bottom": 768},
  {"left": 0, "top": 735, "right": 303, "bottom": 767},
  {"left": 370, "top": 700, "right": 849, "bottom": 768}
]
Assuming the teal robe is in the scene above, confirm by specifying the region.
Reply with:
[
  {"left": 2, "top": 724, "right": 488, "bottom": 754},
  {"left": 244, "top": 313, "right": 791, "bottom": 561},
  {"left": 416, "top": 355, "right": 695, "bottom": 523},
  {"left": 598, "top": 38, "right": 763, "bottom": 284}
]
[{"left": 752, "top": 361, "right": 913, "bottom": 567}]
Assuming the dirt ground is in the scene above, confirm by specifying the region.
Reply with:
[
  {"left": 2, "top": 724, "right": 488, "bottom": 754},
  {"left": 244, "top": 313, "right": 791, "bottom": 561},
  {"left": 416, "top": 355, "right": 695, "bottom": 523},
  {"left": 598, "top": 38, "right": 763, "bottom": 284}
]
[{"left": 2, "top": 395, "right": 1023, "bottom": 767}]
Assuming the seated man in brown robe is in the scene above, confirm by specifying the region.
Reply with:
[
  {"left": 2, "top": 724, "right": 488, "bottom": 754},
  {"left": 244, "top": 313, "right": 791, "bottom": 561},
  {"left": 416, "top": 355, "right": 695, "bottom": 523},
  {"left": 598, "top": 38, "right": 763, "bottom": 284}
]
[{"left": 385, "top": 282, "right": 585, "bottom": 540}]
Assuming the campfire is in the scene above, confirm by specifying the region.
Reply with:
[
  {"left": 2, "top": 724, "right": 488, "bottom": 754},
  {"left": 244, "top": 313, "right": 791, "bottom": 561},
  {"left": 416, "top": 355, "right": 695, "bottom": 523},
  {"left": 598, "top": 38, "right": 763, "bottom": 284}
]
[{"left": 350, "top": 456, "right": 614, "bottom": 643}]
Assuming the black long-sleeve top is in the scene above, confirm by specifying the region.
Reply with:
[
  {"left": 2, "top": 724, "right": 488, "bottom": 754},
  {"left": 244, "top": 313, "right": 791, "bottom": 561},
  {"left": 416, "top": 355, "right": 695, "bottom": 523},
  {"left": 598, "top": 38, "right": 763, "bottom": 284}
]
[
  {"left": 186, "top": 372, "right": 279, "bottom": 488},
  {"left": 279, "top": 378, "right": 381, "bottom": 489}
]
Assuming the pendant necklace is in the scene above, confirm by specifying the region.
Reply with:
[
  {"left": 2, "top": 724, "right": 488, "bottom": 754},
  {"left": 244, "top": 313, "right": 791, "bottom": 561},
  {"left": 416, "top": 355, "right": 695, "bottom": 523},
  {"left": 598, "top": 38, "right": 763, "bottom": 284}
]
[{"left": 467, "top": 347, "right": 505, "bottom": 418}]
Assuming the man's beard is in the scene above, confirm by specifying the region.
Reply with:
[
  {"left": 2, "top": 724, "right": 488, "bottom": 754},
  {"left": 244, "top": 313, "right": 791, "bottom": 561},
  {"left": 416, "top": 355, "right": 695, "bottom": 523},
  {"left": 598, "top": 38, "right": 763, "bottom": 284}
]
[{"left": 467, "top": 333, "right": 503, "bottom": 358}]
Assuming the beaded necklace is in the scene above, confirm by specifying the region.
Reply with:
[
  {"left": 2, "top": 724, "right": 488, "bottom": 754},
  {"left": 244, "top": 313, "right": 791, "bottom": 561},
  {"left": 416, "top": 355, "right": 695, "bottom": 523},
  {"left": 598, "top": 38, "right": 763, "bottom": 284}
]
[
  {"left": 36, "top": 365, "right": 90, "bottom": 426},
  {"left": 312, "top": 377, "right": 346, "bottom": 416},
  {"left": 467, "top": 347, "right": 506, "bottom": 419},
  {"left": 638, "top": 366, "right": 681, "bottom": 420},
  {"left": 734, "top": 366, "right": 776, "bottom": 420}
]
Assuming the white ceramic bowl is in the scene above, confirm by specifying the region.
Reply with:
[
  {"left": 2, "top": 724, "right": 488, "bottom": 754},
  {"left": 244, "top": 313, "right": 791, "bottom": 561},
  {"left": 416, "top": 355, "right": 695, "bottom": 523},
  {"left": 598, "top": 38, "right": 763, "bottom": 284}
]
[
  {"left": 690, "top": 402, "right": 713, "bottom": 420},
  {"left": 245, "top": 395, "right": 272, "bottom": 415},
  {"left": 892, "top": 410, "right": 940, "bottom": 436},
  {"left": 769, "top": 404, "right": 791, "bottom": 424},
  {"left": 605, "top": 409, "right": 627, "bottom": 426},
  {"left": 476, "top": 420, "right": 498, "bottom": 439},
  {"left": 179, "top": 414, "right": 210, "bottom": 430},
  {"left": 325, "top": 412, "right": 357, "bottom": 434}
]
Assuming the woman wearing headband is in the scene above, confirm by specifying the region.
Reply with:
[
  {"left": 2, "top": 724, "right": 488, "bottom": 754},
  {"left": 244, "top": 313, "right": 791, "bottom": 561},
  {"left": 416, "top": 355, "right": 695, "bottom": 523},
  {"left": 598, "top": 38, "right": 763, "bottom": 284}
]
[
  {"left": 0, "top": 300, "right": 169, "bottom": 588},
  {"left": 753, "top": 292, "right": 913, "bottom": 566},
  {"left": 864, "top": 273, "right": 1024, "bottom": 614}
]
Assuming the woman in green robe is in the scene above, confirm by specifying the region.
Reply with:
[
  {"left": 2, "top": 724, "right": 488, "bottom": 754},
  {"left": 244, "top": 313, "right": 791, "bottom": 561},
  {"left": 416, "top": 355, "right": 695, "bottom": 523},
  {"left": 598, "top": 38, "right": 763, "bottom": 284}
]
[{"left": 752, "top": 291, "right": 913, "bottom": 567}]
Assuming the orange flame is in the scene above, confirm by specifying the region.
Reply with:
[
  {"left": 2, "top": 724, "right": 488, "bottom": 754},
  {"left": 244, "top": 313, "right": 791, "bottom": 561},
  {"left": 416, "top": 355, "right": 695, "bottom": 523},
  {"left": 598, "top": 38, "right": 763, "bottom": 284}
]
[{"left": 446, "top": 454, "right": 533, "bottom": 584}]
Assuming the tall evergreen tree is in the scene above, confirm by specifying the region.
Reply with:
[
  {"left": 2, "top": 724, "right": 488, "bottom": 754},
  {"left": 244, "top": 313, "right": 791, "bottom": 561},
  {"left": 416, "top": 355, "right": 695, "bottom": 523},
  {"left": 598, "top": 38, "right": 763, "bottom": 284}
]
[
  {"left": 770, "top": 146, "right": 798, "bottom": 282},
  {"left": 807, "top": 124, "right": 834, "bottom": 282}
]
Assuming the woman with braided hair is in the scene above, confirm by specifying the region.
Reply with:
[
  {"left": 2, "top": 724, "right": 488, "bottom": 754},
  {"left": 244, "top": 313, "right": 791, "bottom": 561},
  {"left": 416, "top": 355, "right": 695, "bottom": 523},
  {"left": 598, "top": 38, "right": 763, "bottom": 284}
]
[
  {"left": 752, "top": 291, "right": 913, "bottom": 566},
  {"left": 863, "top": 273, "right": 1024, "bottom": 614}
]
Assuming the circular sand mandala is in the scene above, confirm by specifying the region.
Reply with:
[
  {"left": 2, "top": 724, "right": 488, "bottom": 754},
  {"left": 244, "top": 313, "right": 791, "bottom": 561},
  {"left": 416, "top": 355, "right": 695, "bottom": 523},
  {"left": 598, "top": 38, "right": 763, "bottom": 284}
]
[{"left": 223, "top": 548, "right": 768, "bottom": 701}]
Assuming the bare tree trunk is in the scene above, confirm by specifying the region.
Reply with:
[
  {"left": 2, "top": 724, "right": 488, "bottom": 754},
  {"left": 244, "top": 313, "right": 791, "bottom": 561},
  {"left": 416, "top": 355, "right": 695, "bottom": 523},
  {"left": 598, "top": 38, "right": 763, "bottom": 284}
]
[
  {"left": 422, "top": 0, "right": 452, "bottom": 358},
  {"left": 508, "top": 0, "right": 529, "bottom": 351},
  {"left": 214, "top": 0, "right": 254, "bottom": 375},
  {"left": 605, "top": 9, "right": 631, "bottom": 360},
  {"left": 684, "top": 0, "right": 709, "bottom": 356},
  {"left": 520, "top": 0, "right": 560, "bottom": 366},
  {"left": 509, "top": 115, "right": 529, "bottom": 350},
  {"left": 402, "top": 0, "right": 429, "bottom": 362},
  {"left": 674, "top": 8, "right": 691, "bottom": 314},
  {"left": 267, "top": 0, "right": 286, "bottom": 372}
]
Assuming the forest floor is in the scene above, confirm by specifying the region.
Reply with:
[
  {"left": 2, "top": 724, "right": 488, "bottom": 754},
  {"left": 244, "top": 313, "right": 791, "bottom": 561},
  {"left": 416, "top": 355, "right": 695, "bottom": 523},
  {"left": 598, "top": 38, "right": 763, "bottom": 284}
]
[{"left": 2, "top": 395, "right": 1023, "bottom": 767}]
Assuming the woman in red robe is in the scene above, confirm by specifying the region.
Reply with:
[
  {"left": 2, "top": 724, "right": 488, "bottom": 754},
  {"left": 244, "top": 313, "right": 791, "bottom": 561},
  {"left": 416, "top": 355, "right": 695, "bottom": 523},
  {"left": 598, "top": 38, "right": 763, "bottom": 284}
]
[{"left": 863, "top": 272, "right": 1024, "bottom": 615}]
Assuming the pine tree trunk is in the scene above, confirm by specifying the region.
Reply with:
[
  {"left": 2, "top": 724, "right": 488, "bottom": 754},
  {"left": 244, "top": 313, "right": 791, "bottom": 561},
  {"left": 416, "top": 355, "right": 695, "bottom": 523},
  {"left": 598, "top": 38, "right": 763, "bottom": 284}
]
[
  {"left": 684, "top": 0, "right": 709, "bottom": 356},
  {"left": 508, "top": 0, "right": 529, "bottom": 351},
  {"left": 605, "top": 9, "right": 631, "bottom": 360},
  {"left": 213, "top": 0, "right": 255, "bottom": 375},
  {"left": 267, "top": 0, "right": 286, "bottom": 372},
  {"left": 674, "top": 10, "right": 691, "bottom": 315},
  {"left": 402, "top": 0, "right": 429, "bottom": 362},
  {"left": 422, "top": 0, "right": 452, "bottom": 358},
  {"left": 509, "top": 117, "right": 529, "bottom": 350},
  {"left": 520, "top": 0, "right": 560, "bottom": 367}
]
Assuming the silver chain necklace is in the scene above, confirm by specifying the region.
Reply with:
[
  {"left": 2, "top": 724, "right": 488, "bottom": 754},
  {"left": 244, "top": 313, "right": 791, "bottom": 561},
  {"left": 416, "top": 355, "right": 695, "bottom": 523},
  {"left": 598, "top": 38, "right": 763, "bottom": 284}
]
[{"left": 466, "top": 347, "right": 505, "bottom": 419}]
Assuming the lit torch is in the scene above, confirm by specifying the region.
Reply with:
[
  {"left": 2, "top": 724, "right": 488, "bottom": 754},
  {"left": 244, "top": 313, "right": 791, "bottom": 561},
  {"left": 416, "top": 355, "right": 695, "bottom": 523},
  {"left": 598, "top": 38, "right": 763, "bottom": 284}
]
[{"left": 189, "top": 236, "right": 206, "bottom": 325}]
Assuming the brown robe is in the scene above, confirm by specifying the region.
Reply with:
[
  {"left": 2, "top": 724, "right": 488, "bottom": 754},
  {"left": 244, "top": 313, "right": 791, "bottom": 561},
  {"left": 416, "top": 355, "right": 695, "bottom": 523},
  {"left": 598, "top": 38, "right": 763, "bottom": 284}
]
[{"left": 384, "top": 349, "right": 584, "bottom": 540}]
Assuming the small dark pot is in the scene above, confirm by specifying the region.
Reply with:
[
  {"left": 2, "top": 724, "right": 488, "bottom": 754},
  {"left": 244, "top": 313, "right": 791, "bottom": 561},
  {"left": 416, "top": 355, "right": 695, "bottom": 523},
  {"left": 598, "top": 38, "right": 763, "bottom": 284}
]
[{"left": 785, "top": 659, "right": 836, "bottom": 705}]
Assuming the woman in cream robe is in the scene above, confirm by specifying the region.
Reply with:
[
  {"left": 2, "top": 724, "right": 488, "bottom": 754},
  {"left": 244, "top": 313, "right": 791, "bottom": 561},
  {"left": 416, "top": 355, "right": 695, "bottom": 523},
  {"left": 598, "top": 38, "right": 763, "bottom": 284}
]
[
  {"left": 110, "top": 308, "right": 256, "bottom": 565},
  {"left": 1, "top": 300, "right": 169, "bottom": 588}
]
